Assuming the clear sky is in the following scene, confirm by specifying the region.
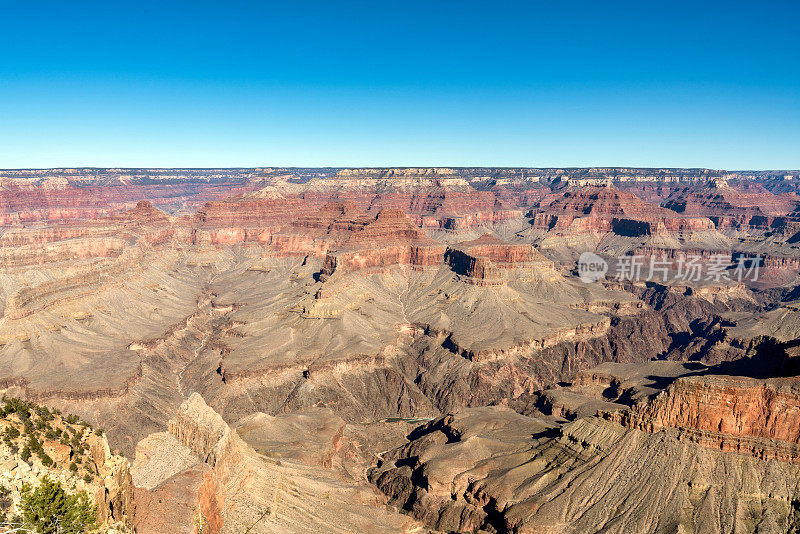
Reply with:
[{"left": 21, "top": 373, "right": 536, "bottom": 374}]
[{"left": 1, "top": 1, "right": 798, "bottom": 169}]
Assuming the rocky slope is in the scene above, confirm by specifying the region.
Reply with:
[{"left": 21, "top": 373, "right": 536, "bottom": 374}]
[
  {"left": 370, "top": 405, "right": 800, "bottom": 533},
  {"left": 370, "top": 357, "right": 800, "bottom": 533},
  {"left": 529, "top": 185, "right": 715, "bottom": 236},
  {"left": 132, "top": 393, "right": 416, "bottom": 533}
]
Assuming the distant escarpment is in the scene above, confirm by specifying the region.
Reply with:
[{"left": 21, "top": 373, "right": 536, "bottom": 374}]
[
  {"left": 528, "top": 185, "right": 715, "bottom": 236},
  {"left": 662, "top": 180, "right": 797, "bottom": 229},
  {"left": 0, "top": 178, "right": 258, "bottom": 226}
]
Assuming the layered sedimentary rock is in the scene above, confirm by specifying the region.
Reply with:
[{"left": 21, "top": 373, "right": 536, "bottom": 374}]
[
  {"left": 191, "top": 171, "right": 527, "bottom": 250},
  {"left": 2, "top": 168, "right": 800, "bottom": 532},
  {"left": 529, "top": 185, "right": 714, "bottom": 236},
  {"left": 370, "top": 407, "right": 800, "bottom": 533},
  {"left": 319, "top": 209, "right": 446, "bottom": 278},
  {"left": 0, "top": 171, "right": 259, "bottom": 225},
  {"left": 631, "top": 245, "right": 800, "bottom": 283},
  {"left": 191, "top": 250, "right": 647, "bottom": 429},
  {"left": 0, "top": 171, "right": 780, "bottom": 447},
  {"left": 194, "top": 195, "right": 311, "bottom": 245},
  {"left": 605, "top": 374, "right": 800, "bottom": 462},
  {"left": 0, "top": 237, "right": 125, "bottom": 269},
  {"left": 662, "top": 180, "right": 798, "bottom": 229},
  {"left": 444, "top": 233, "right": 553, "bottom": 285}
]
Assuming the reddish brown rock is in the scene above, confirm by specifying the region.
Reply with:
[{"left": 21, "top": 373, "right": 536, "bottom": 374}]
[
  {"left": 43, "top": 440, "right": 72, "bottom": 464},
  {"left": 662, "top": 180, "right": 797, "bottom": 229},
  {"left": 135, "top": 394, "right": 417, "bottom": 533},
  {"left": 444, "top": 234, "right": 552, "bottom": 285},
  {"left": 529, "top": 185, "right": 713, "bottom": 236},
  {"left": 134, "top": 464, "right": 210, "bottom": 534},
  {"left": 605, "top": 374, "right": 800, "bottom": 462},
  {"left": 0, "top": 177, "right": 257, "bottom": 226},
  {"left": 319, "top": 209, "right": 446, "bottom": 277}
]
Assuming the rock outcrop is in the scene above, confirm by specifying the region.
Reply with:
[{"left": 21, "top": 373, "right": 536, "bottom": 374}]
[
  {"left": 663, "top": 180, "right": 797, "bottom": 228},
  {"left": 319, "top": 209, "right": 446, "bottom": 278},
  {"left": 605, "top": 374, "right": 800, "bottom": 462},
  {"left": 0, "top": 398, "right": 134, "bottom": 529},
  {"left": 444, "top": 233, "right": 553, "bottom": 285}
]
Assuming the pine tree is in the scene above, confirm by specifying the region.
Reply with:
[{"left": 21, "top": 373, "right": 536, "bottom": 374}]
[
  {"left": 20, "top": 476, "right": 97, "bottom": 533},
  {"left": 20, "top": 476, "right": 68, "bottom": 533}
]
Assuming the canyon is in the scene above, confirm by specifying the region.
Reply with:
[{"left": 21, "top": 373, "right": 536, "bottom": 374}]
[{"left": 0, "top": 167, "right": 799, "bottom": 532}]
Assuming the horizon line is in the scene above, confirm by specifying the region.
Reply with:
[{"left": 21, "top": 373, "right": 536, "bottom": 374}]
[{"left": 1, "top": 166, "right": 799, "bottom": 173}]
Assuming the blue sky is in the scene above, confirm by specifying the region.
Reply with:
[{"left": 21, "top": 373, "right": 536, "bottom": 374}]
[{"left": 1, "top": 1, "right": 798, "bottom": 169}]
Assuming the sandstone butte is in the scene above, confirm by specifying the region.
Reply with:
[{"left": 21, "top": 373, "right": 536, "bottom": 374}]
[{"left": 0, "top": 167, "right": 799, "bottom": 532}]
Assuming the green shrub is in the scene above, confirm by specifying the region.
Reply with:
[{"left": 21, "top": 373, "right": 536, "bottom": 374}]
[
  {"left": 27, "top": 435, "right": 43, "bottom": 454},
  {"left": 35, "top": 406, "right": 53, "bottom": 422},
  {"left": 38, "top": 452, "right": 53, "bottom": 467},
  {"left": 20, "top": 446, "right": 31, "bottom": 462},
  {"left": 20, "top": 476, "right": 97, "bottom": 533},
  {"left": 2, "top": 398, "right": 32, "bottom": 421},
  {"left": 69, "top": 462, "right": 78, "bottom": 473}
]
